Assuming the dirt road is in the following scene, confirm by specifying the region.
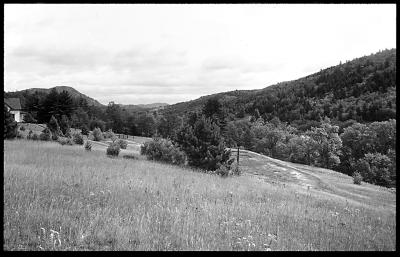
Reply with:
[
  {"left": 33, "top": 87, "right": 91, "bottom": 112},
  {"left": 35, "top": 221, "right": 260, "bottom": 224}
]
[{"left": 230, "top": 148, "right": 396, "bottom": 211}]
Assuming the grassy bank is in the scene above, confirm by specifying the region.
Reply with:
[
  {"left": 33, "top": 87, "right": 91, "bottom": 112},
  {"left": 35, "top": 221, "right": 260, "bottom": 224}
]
[{"left": 3, "top": 139, "right": 396, "bottom": 250}]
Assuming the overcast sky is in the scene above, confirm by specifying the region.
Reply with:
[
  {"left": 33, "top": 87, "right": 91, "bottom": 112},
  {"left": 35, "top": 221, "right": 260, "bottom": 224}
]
[{"left": 4, "top": 4, "right": 396, "bottom": 105}]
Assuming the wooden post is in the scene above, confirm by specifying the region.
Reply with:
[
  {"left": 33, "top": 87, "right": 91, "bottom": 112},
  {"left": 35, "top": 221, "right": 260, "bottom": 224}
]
[{"left": 237, "top": 146, "right": 240, "bottom": 166}]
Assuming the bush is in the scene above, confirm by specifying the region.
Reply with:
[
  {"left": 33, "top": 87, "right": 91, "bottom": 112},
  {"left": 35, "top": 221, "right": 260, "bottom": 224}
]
[
  {"left": 353, "top": 172, "right": 363, "bottom": 185},
  {"left": 89, "top": 119, "right": 106, "bottom": 131},
  {"left": 48, "top": 116, "right": 62, "bottom": 138},
  {"left": 58, "top": 137, "right": 73, "bottom": 146},
  {"left": 16, "top": 131, "right": 24, "bottom": 139},
  {"left": 72, "top": 132, "right": 84, "bottom": 145},
  {"left": 64, "top": 129, "right": 72, "bottom": 138},
  {"left": 117, "top": 139, "right": 128, "bottom": 149},
  {"left": 123, "top": 154, "right": 137, "bottom": 160},
  {"left": 104, "top": 129, "right": 115, "bottom": 139},
  {"left": 20, "top": 126, "right": 26, "bottom": 131},
  {"left": 23, "top": 112, "right": 37, "bottom": 123},
  {"left": 39, "top": 128, "right": 52, "bottom": 141},
  {"left": 27, "top": 130, "right": 33, "bottom": 140},
  {"left": 51, "top": 133, "right": 59, "bottom": 141},
  {"left": 59, "top": 115, "right": 71, "bottom": 136},
  {"left": 31, "top": 133, "right": 39, "bottom": 141},
  {"left": 215, "top": 165, "right": 231, "bottom": 177},
  {"left": 230, "top": 162, "right": 242, "bottom": 176},
  {"left": 141, "top": 137, "right": 186, "bottom": 165},
  {"left": 106, "top": 142, "right": 120, "bottom": 157},
  {"left": 92, "top": 127, "right": 104, "bottom": 141},
  {"left": 81, "top": 125, "right": 89, "bottom": 136},
  {"left": 84, "top": 141, "right": 92, "bottom": 151}
]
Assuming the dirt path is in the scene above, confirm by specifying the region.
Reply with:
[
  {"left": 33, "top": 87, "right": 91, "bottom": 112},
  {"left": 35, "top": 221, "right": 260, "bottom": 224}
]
[{"left": 230, "top": 148, "right": 396, "bottom": 211}]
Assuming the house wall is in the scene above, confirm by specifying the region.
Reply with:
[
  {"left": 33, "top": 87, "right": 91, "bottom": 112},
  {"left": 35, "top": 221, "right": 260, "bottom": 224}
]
[{"left": 10, "top": 110, "right": 21, "bottom": 122}]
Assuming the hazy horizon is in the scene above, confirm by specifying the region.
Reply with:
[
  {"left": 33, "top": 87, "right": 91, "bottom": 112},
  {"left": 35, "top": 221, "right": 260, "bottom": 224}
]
[{"left": 4, "top": 4, "right": 396, "bottom": 105}]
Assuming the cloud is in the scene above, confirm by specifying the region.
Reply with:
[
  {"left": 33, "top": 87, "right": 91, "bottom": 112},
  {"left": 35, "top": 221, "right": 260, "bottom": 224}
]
[{"left": 4, "top": 4, "right": 396, "bottom": 104}]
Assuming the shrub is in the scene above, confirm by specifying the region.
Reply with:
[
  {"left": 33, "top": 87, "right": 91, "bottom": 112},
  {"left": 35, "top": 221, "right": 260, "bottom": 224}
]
[
  {"left": 20, "top": 126, "right": 26, "bottom": 131},
  {"left": 39, "top": 128, "right": 52, "bottom": 141},
  {"left": 81, "top": 125, "right": 89, "bottom": 136},
  {"left": 48, "top": 116, "right": 62, "bottom": 138},
  {"left": 117, "top": 139, "right": 128, "bottom": 149},
  {"left": 215, "top": 165, "right": 231, "bottom": 177},
  {"left": 230, "top": 162, "right": 242, "bottom": 176},
  {"left": 72, "top": 132, "right": 84, "bottom": 145},
  {"left": 92, "top": 127, "right": 104, "bottom": 141},
  {"left": 23, "top": 112, "right": 37, "bottom": 123},
  {"left": 353, "top": 172, "right": 363, "bottom": 185},
  {"left": 106, "top": 142, "right": 120, "bottom": 157},
  {"left": 31, "top": 133, "right": 39, "bottom": 141},
  {"left": 84, "top": 141, "right": 92, "bottom": 151},
  {"left": 58, "top": 137, "right": 73, "bottom": 146},
  {"left": 89, "top": 119, "right": 106, "bottom": 131},
  {"left": 64, "top": 129, "right": 72, "bottom": 138},
  {"left": 59, "top": 115, "right": 71, "bottom": 136},
  {"left": 51, "top": 133, "right": 59, "bottom": 141},
  {"left": 16, "top": 131, "right": 24, "bottom": 139},
  {"left": 27, "top": 130, "right": 33, "bottom": 140},
  {"left": 104, "top": 129, "right": 115, "bottom": 139},
  {"left": 123, "top": 154, "right": 137, "bottom": 160},
  {"left": 141, "top": 137, "right": 186, "bottom": 165}
]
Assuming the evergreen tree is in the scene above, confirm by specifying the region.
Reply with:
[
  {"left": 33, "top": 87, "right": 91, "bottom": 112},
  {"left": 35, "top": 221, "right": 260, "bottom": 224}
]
[
  {"left": 47, "top": 115, "right": 62, "bottom": 138},
  {"left": 59, "top": 115, "right": 71, "bottom": 135},
  {"left": 175, "top": 115, "right": 233, "bottom": 171},
  {"left": 37, "top": 89, "right": 59, "bottom": 123},
  {"left": 58, "top": 90, "right": 74, "bottom": 117}
]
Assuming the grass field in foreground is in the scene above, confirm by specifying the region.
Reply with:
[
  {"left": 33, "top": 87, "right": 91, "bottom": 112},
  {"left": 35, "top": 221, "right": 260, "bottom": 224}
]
[{"left": 3, "top": 139, "right": 396, "bottom": 251}]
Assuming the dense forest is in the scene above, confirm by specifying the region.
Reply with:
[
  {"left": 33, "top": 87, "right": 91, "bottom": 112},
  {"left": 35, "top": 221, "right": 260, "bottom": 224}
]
[{"left": 4, "top": 49, "right": 396, "bottom": 187}]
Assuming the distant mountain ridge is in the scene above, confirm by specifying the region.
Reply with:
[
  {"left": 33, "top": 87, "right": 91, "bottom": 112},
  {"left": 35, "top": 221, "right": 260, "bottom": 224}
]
[
  {"left": 20, "top": 86, "right": 104, "bottom": 107},
  {"left": 5, "top": 86, "right": 170, "bottom": 110},
  {"left": 137, "top": 103, "right": 169, "bottom": 109}
]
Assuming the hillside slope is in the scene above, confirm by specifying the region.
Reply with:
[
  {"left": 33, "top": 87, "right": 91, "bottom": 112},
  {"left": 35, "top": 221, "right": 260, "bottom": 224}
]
[
  {"left": 230, "top": 148, "right": 395, "bottom": 210},
  {"left": 4, "top": 86, "right": 104, "bottom": 108},
  {"left": 4, "top": 139, "right": 395, "bottom": 250},
  {"left": 162, "top": 49, "right": 396, "bottom": 129}
]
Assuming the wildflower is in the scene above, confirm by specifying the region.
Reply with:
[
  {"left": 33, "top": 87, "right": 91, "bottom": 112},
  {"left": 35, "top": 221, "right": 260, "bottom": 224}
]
[
  {"left": 49, "top": 229, "right": 61, "bottom": 247},
  {"left": 267, "top": 233, "right": 277, "bottom": 241},
  {"left": 266, "top": 248, "right": 272, "bottom": 251}
]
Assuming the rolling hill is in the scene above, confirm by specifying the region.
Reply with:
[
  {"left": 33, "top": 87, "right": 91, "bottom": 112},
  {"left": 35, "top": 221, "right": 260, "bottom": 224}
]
[{"left": 161, "top": 49, "right": 396, "bottom": 129}]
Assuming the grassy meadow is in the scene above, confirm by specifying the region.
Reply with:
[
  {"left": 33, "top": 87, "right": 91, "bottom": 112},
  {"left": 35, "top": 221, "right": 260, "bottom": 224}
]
[{"left": 4, "top": 139, "right": 396, "bottom": 251}]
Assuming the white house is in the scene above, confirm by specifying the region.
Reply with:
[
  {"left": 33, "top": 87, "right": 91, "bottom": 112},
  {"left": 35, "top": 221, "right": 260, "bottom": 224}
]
[{"left": 4, "top": 98, "right": 24, "bottom": 122}]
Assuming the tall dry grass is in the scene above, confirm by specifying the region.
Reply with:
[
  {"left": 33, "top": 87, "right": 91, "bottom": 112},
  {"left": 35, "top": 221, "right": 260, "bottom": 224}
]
[{"left": 4, "top": 140, "right": 396, "bottom": 250}]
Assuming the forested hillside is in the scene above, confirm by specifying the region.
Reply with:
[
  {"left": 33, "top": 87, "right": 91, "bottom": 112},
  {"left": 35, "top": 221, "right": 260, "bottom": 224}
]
[
  {"left": 4, "top": 86, "right": 104, "bottom": 108},
  {"left": 162, "top": 48, "right": 396, "bottom": 131}
]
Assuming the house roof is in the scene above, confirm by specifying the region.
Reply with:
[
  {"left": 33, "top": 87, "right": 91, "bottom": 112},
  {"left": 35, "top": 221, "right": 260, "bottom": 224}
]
[{"left": 4, "top": 98, "right": 22, "bottom": 110}]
